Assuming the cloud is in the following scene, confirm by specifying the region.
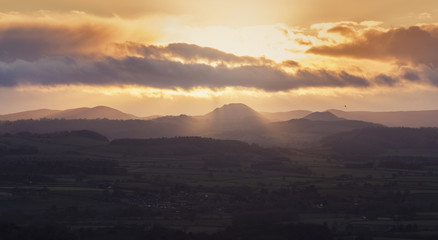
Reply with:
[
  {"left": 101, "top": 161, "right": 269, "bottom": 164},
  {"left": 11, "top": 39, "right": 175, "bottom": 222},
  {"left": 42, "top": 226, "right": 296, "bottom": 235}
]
[
  {"left": 418, "top": 12, "right": 432, "bottom": 20},
  {"left": 419, "top": 65, "right": 438, "bottom": 86},
  {"left": 118, "top": 42, "right": 274, "bottom": 66},
  {"left": 281, "top": 60, "right": 300, "bottom": 68},
  {"left": 0, "top": 54, "right": 372, "bottom": 91},
  {"left": 0, "top": 11, "right": 162, "bottom": 63},
  {"left": 401, "top": 68, "right": 421, "bottom": 81},
  {"left": 2, "top": 13, "right": 436, "bottom": 93},
  {"left": 326, "top": 25, "right": 356, "bottom": 38},
  {"left": 374, "top": 74, "right": 400, "bottom": 86},
  {"left": 0, "top": 23, "right": 114, "bottom": 63},
  {"left": 308, "top": 25, "right": 438, "bottom": 67}
]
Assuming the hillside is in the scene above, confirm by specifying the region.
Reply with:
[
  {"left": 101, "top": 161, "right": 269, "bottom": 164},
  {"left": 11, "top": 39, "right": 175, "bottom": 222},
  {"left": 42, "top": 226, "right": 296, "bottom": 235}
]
[
  {"left": 197, "top": 103, "right": 271, "bottom": 142},
  {"left": 0, "top": 106, "right": 139, "bottom": 121},
  {"left": 329, "top": 109, "right": 438, "bottom": 127},
  {"left": 0, "top": 109, "right": 61, "bottom": 121},
  {"left": 269, "top": 118, "right": 381, "bottom": 145},
  {"left": 3, "top": 104, "right": 438, "bottom": 128},
  {"left": 0, "top": 103, "right": 387, "bottom": 146},
  {"left": 303, "top": 111, "right": 343, "bottom": 121},
  {"left": 47, "top": 106, "right": 139, "bottom": 120},
  {"left": 201, "top": 103, "right": 267, "bottom": 123},
  {"left": 260, "top": 110, "right": 313, "bottom": 122}
]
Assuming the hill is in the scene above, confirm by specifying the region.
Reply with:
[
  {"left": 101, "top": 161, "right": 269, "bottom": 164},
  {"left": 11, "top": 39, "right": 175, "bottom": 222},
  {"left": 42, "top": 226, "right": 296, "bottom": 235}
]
[
  {"left": 4, "top": 104, "right": 438, "bottom": 127},
  {"left": 260, "top": 110, "right": 313, "bottom": 122},
  {"left": 201, "top": 103, "right": 267, "bottom": 123},
  {"left": 47, "top": 106, "right": 139, "bottom": 120},
  {"left": 269, "top": 118, "right": 381, "bottom": 145},
  {"left": 329, "top": 109, "right": 438, "bottom": 127},
  {"left": 0, "top": 103, "right": 383, "bottom": 147},
  {"left": 197, "top": 103, "right": 270, "bottom": 142},
  {"left": 0, "top": 106, "right": 139, "bottom": 121},
  {"left": 303, "top": 111, "right": 343, "bottom": 121},
  {"left": 0, "top": 109, "right": 61, "bottom": 121}
]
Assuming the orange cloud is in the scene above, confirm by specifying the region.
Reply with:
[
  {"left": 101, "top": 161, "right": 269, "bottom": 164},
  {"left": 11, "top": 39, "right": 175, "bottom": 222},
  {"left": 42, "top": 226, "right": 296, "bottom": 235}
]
[
  {"left": 326, "top": 25, "right": 356, "bottom": 38},
  {"left": 2, "top": 12, "right": 438, "bottom": 94},
  {"left": 308, "top": 25, "right": 438, "bottom": 67}
]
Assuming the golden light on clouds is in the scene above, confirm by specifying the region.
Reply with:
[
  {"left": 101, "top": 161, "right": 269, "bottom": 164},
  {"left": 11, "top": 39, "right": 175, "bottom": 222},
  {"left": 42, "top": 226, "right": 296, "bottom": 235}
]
[{"left": 2, "top": 1, "right": 438, "bottom": 115}]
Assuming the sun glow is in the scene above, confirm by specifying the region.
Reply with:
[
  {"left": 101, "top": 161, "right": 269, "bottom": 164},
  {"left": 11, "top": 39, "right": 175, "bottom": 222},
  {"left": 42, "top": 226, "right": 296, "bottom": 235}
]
[{"left": 159, "top": 24, "right": 311, "bottom": 63}]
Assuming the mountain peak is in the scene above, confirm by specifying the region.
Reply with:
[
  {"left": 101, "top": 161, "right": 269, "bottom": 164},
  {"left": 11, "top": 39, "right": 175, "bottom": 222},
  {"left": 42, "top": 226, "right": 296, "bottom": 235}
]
[
  {"left": 203, "top": 103, "right": 267, "bottom": 123},
  {"left": 48, "top": 106, "right": 139, "bottom": 120},
  {"left": 206, "top": 103, "right": 257, "bottom": 116},
  {"left": 303, "top": 111, "right": 343, "bottom": 121},
  {"left": 218, "top": 103, "right": 255, "bottom": 111}
]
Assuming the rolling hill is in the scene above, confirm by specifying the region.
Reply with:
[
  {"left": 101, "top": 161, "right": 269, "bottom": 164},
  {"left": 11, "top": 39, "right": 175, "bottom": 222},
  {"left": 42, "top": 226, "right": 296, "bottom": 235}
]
[
  {"left": 302, "top": 111, "right": 343, "bottom": 121},
  {"left": 47, "top": 106, "right": 139, "bottom": 120},
  {"left": 0, "top": 103, "right": 383, "bottom": 147},
  {"left": 0, "top": 109, "right": 62, "bottom": 121},
  {"left": 269, "top": 116, "right": 381, "bottom": 145},
  {"left": 328, "top": 109, "right": 438, "bottom": 127},
  {"left": 260, "top": 110, "right": 313, "bottom": 122},
  {"left": 3, "top": 104, "right": 438, "bottom": 128},
  {"left": 0, "top": 106, "right": 139, "bottom": 121}
]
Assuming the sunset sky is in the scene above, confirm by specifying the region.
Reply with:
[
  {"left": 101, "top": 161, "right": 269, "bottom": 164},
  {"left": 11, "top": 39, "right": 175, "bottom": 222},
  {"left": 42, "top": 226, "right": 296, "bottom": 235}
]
[{"left": 1, "top": 0, "right": 438, "bottom": 116}]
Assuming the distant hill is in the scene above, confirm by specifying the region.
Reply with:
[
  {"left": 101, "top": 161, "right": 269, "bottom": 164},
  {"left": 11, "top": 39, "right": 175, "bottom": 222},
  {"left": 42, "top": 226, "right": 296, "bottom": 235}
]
[
  {"left": 202, "top": 103, "right": 267, "bottom": 123},
  {"left": 328, "top": 109, "right": 438, "bottom": 127},
  {"left": 198, "top": 103, "right": 270, "bottom": 142},
  {"left": 303, "top": 111, "right": 343, "bottom": 121},
  {"left": 0, "top": 106, "right": 139, "bottom": 121},
  {"left": 270, "top": 118, "right": 381, "bottom": 145},
  {"left": 0, "top": 104, "right": 271, "bottom": 144},
  {"left": 0, "top": 103, "right": 387, "bottom": 147},
  {"left": 4, "top": 104, "right": 438, "bottom": 128},
  {"left": 260, "top": 110, "right": 312, "bottom": 122},
  {"left": 48, "top": 106, "right": 139, "bottom": 120},
  {"left": 0, "top": 109, "right": 61, "bottom": 121}
]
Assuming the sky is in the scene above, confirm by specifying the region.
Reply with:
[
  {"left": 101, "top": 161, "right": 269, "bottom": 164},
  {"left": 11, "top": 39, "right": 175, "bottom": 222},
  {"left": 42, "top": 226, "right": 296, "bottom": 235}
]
[{"left": 1, "top": 0, "right": 438, "bottom": 116}]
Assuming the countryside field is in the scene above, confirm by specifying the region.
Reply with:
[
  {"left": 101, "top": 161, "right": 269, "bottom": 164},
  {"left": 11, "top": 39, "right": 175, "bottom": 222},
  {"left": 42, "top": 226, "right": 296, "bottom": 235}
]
[{"left": 1, "top": 131, "right": 438, "bottom": 239}]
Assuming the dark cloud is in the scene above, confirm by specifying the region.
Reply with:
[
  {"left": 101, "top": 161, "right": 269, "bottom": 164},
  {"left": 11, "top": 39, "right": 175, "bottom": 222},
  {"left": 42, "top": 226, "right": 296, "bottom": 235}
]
[
  {"left": 327, "top": 26, "right": 356, "bottom": 37},
  {"left": 401, "top": 69, "right": 420, "bottom": 81},
  {"left": 421, "top": 66, "right": 438, "bottom": 86},
  {"left": 374, "top": 74, "right": 400, "bottom": 86},
  {"left": 281, "top": 60, "right": 300, "bottom": 68},
  {"left": 0, "top": 55, "right": 370, "bottom": 91},
  {"left": 420, "top": 25, "right": 438, "bottom": 38},
  {"left": 308, "top": 26, "right": 438, "bottom": 67},
  {"left": 0, "top": 23, "right": 113, "bottom": 63},
  {"left": 119, "top": 42, "right": 274, "bottom": 66}
]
